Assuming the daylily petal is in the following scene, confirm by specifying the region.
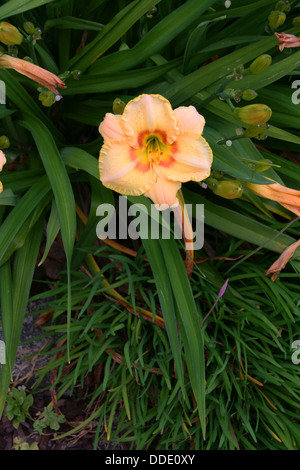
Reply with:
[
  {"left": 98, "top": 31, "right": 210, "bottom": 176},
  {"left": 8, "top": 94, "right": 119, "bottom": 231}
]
[
  {"left": 121, "top": 94, "right": 179, "bottom": 149},
  {"left": 99, "top": 138, "right": 156, "bottom": 196},
  {"left": 99, "top": 113, "right": 126, "bottom": 143},
  {"left": 144, "top": 177, "right": 181, "bottom": 209},
  {"left": 280, "top": 203, "right": 300, "bottom": 217},
  {"left": 155, "top": 134, "right": 212, "bottom": 183},
  {"left": 174, "top": 105, "right": 205, "bottom": 137}
]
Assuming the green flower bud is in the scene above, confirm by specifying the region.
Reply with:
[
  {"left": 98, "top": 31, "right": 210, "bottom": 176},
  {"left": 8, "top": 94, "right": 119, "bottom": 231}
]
[
  {"left": 23, "top": 21, "right": 35, "bottom": 35},
  {"left": 22, "top": 56, "right": 34, "bottom": 63},
  {"left": 38, "top": 90, "right": 56, "bottom": 107},
  {"left": 206, "top": 178, "right": 218, "bottom": 190},
  {"left": 71, "top": 70, "right": 81, "bottom": 80},
  {"left": 119, "top": 42, "right": 130, "bottom": 51},
  {"left": 0, "top": 135, "right": 10, "bottom": 149},
  {"left": 249, "top": 54, "right": 272, "bottom": 75},
  {"left": 234, "top": 104, "right": 272, "bottom": 125},
  {"left": 210, "top": 180, "right": 244, "bottom": 199},
  {"left": 242, "top": 89, "right": 258, "bottom": 101},
  {"left": 248, "top": 159, "right": 273, "bottom": 172},
  {"left": 268, "top": 10, "right": 286, "bottom": 29},
  {"left": 211, "top": 170, "right": 224, "bottom": 180},
  {"left": 292, "top": 17, "right": 300, "bottom": 27},
  {"left": 113, "top": 98, "right": 125, "bottom": 115},
  {"left": 275, "top": 1, "right": 290, "bottom": 13},
  {"left": 0, "top": 22, "right": 23, "bottom": 46},
  {"left": 244, "top": 125, "right": 262, "bottom": 138}
]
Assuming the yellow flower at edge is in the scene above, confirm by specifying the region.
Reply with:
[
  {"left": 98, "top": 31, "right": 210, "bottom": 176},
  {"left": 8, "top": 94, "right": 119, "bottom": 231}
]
[
  {"left": 98, "top": 94, "right": 213, "bottom": 208},
  {"left": 0, "top": 21, "right": 23, "bottom": 46},
  {"left": 0, "top": 149, "right": 6, "bottom": 194}
]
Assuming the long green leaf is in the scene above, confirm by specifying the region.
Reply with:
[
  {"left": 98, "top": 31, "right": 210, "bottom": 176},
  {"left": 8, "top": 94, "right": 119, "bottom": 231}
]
[
  {"left": 62, "top": 61, "right": 180, "bottom": 95},
  {"left": 0, "top": 216, "right": 44, "bottom": 418},
  {"left": 0, "top": 0, "right": 56, "bottom": 20},
  {"left": 159, "top": 238, "right": 206, "bottom": 438},
  {"left": 68, "top": 0, "right": 162, "bottom": 71},
  {"left": 0, "top": 175, "right": 50, "bottom": 266},
  {"left": 21, "top": 115, "right": 76, "bottom": 359},
  {"left": 20, "top": 115, "right": 76, "bottom": 263},
  {"left": 89, "top": 0, "right": 217, "bottom": 75}
]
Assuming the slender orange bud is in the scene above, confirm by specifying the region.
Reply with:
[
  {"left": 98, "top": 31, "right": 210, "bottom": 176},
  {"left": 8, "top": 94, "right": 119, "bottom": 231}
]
[
  {"left": 246, "top": 181, "right": 300, "bottom": 217},
  {"left": 0, "top": 53, "right": 66, "bottom": 94}
]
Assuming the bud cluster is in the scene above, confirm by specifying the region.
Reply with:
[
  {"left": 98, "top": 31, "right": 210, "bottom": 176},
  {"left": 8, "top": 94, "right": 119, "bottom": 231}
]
[
  {"left": 23, "top": 21, "right": 42, "bottom": 45},
  {"left": 244, "top": 122, "right": 270, "bottom": 140},
  {"left": 222, "top": 88, "right": 258, "bottom": 103}
]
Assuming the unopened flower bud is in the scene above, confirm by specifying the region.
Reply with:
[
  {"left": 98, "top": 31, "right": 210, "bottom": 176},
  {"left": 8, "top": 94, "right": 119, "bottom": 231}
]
[
  {"left": 275, "top": 0, "right": 290, "bottom": 12},
  {"left": 234, "top": 104, "right": 272, "bottom": 125},
  {"left": 210, "top": 180, "right": 244, "bottom": 199},
  {"left": 292, "top": 17, "right": 300, "bottom": 27},
  {"left": 212, "top": 170, "right": 224, "bottom": 180},
  {"left": 146, "top": 6, "right": 158, "bottom": 18},
  {"left": 71, "top": 70, "right": 81, "bottom": 80},
  {"left": 113, "top": 98, "right": 125, "bottom": 114},
  {"left": 23, "top": 56, "right": 34, "bottom": 63},
  {"left": 0, "top": 22, "right": 23, "bottom": 46},
  {"left": 23, "top": 21, "right": 35, "bottom": 35},
  {"left": 249, "top": 55, "right": 272, "bottom": 75},
  {"left": 244, "top": 125, "right": 262, "bottom": 138},
  {"left": 268, "top": 10, "right": 286, "bottom": 29},
  {"left": 0, "top": 135, "right": 10, "bottom": 149},
  {"left": 242, "top": 89, "right": 258, "bottom": 101},
  {"left": 119, "top": 42, "right": 129, "bottom": 51},
  {"left": 38, "top": 90, "right": 56, "bottom": 107}
]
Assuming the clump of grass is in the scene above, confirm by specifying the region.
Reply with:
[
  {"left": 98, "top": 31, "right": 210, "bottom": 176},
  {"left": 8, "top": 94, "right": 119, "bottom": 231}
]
[{"left": 29, "top": 229, "right": 300, "bottom": 449}]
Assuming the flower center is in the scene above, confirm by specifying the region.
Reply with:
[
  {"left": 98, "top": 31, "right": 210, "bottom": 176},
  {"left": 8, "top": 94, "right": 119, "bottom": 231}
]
[{"left": 144, "top": 134, "right": 166, "bottom": 166}]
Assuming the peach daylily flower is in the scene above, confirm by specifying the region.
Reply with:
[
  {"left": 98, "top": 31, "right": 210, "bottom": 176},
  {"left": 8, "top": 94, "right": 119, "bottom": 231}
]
[
  {"left": 98, "top": 94, "right": 213, "bottom": 208},
  {"left": 275, "top": 32, "right": 300, "bottom": 51},
  {"left": 0, "top": 53, "right": 66, "bottom": 95},
  {"left": 246, "top": 181, "right": 300, "bottom": 217},
  {"left": 0, "top": 150, "right": 6, "bottom": 193}
]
